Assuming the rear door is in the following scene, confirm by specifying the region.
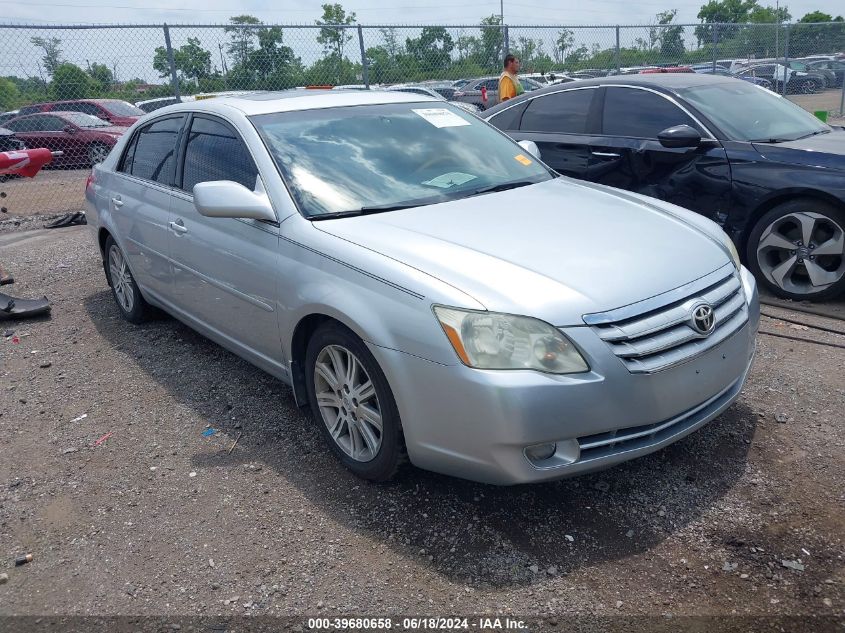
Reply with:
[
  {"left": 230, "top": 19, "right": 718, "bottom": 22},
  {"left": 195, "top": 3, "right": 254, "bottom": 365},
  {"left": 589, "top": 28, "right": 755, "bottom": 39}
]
[
  {"left": 168, "top": 114, "right": 283, "bottom": 367},
  {"left": 491, "top": 87, "right": 599, "bottom": 180},
  {"left": 110, "top": 114, "right": 186, "bottom": 301},
  {"left": 588, "top": 86, "right": 732, "bottom": 222}
]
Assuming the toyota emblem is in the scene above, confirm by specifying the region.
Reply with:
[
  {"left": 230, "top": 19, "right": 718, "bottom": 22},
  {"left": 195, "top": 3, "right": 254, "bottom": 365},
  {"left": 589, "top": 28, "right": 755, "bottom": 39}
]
[{"left": 690, "top": 302, "right": 716, "bottom": 336}]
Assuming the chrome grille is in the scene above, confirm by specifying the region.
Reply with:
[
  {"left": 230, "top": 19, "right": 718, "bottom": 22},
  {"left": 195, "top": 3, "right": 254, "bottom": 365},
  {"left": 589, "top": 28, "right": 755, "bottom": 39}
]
[{"left": 586, "top": 268, "right": 748, "bottom": 373}]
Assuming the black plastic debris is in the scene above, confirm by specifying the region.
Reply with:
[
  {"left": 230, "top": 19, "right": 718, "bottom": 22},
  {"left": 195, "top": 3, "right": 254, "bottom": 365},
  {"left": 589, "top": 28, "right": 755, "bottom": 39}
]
[
  {"left": 0, "top": 291, "right": 51, "bottom": 320},
  {"left": 44, "top": 211, "right": 86, "bottom": 229}
]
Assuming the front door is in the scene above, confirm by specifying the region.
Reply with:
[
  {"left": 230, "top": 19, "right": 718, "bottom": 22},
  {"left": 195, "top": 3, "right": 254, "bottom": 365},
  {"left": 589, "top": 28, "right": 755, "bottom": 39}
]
[
  {"left": 167, "top": 114, "right": 283, "bottom": 369},
  {"left": 587, "top": 86, "right": 732, "bottom": 223},
  {"left": 497, "top": 87, "right": 600, "bottom": 180}
]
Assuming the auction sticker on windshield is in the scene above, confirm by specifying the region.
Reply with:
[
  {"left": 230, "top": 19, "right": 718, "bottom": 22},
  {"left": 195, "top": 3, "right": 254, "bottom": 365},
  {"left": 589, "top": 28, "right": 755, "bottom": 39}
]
[{"left": 412, "top": 108, "right": 471, "bottom": 128}]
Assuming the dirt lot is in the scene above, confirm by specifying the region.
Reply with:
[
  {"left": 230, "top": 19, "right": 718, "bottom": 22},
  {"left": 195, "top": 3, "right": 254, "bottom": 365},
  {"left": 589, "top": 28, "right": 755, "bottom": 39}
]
[
  {"left": 788, "top": 88, "right": 845, "bottom": 123},
  {"left": 0, "top": 226, "right": 844, "bottom": 630}
]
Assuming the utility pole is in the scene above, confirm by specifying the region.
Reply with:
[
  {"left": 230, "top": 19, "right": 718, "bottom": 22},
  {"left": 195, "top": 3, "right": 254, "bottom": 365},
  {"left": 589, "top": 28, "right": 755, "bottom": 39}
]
[
  {"left": 500, "top": 0, "right": 504, "bottom": 25},
  {"left": 775, "top": 0, "right": 779, "bottom": 57}
]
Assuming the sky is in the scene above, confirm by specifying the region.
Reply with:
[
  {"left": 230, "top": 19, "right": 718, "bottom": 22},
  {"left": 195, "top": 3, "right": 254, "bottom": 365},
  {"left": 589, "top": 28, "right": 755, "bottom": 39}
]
[{"left": 0, "top": 0, "right": 841, "bottom": 27}]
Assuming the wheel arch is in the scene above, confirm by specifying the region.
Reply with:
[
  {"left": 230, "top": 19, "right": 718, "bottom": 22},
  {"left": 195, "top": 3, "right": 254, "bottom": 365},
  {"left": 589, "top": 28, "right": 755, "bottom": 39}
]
[{"left": 740, "top": 189, "right": 845, "bottom": 252}]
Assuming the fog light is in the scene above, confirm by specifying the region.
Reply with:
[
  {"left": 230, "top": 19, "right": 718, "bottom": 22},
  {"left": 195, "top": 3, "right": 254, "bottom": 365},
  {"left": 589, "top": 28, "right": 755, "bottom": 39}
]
[{"left": 524, "top": 442, "right": 557, "bottom": 462}]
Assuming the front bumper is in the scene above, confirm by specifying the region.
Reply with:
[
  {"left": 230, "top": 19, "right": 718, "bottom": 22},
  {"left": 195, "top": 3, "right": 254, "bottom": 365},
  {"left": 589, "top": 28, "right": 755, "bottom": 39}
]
[{"left": 368, "top": 267, "right": 759, "bottom": 485}]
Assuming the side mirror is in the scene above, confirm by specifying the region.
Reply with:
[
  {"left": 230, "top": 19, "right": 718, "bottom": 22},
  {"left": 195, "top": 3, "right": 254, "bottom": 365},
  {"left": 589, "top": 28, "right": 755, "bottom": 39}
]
[
  {"left": 657, "top": 124, "right": 701, "bottom": 148},
  {"left": 63, "top": 126, "right": 77, "bottom": 135},
  {"left": 193, "top": 180, "right": 277, "bottom": 222},
  {"left": 518, "top": 139, "right": 541, "bottom": 159}
]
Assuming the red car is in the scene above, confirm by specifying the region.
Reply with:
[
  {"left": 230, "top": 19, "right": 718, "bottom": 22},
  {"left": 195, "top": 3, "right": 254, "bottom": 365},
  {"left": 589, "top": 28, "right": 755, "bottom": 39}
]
[
  {"left": 639, "top": 66, "right": 694, "bottom": 74},
  {"left": 17, "top": 99, "right": 143, "bottom": 127},
  {"left": 2, "top": 111, "right": 127, "bottom": 166}
]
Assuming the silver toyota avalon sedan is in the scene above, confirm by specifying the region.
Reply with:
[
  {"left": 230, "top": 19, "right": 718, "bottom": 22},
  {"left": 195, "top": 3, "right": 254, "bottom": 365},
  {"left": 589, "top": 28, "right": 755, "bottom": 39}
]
[{"left": 85, "top": 89, "right": 759, "bottom": 485}]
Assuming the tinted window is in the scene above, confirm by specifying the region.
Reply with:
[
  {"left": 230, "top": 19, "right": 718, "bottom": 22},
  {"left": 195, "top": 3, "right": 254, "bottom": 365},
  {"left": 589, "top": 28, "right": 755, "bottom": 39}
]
[
  {"left": 102, "top": 101, "right": 144, "bottom": 117},
  {"left": 520, "top": 89, "right": 595, "bottom": 133},
  {"left": 602, "top": 87, "right": 697, "bottom": 138},
  {"left": 125, "top": 116, "right": 184, "bottom": 184},
  {"left": 9, "top": 115, "right": 64, "bottom": 132},
  {"left": 181, "top": 116, "right": 257, "bottom": 193},
  {"left": 60, "top": 102, "right": 102, "bottom": 116},
  {"left": 487, "top": 101, "right": 528, "bottom": 130},
  {"left": 18, "top": 105, "right": 41, "bottom": 116}
]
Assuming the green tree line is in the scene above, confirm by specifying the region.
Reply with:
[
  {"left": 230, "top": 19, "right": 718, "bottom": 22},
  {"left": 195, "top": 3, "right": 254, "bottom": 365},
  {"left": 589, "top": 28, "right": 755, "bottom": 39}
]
[{"left": 1, "top": 2, "right": 843, "bottom": 113}]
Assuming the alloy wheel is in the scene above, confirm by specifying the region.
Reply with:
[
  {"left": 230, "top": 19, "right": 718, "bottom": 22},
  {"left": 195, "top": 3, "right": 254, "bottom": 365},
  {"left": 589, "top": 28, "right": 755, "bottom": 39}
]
[
  {"left": 108, "top": 244, "right": 135, "bottom": 313},
  {"left": 756, "top": 211, "right": 845, "bottom": 295},
  {"left": 313, "top": 344, "right": 383, "bottom": 462},
  {"left": 89, "top": 144, "right": 109, "bottom": 164}
]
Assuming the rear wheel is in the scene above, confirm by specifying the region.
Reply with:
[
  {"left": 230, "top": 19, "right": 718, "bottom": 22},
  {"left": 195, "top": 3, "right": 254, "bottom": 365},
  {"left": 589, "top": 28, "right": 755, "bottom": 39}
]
[
  {"left": 104, "top": 236, "right": 153, "bottom": 323},
  {"left": 305, "top": 322, "right": 406, "bottom": 481},
  {"left": 746, "top": 199, "right": 845, "bottom": 301},
  {"left": 88, "top": 142, "right": 110, "bottom": 165}
]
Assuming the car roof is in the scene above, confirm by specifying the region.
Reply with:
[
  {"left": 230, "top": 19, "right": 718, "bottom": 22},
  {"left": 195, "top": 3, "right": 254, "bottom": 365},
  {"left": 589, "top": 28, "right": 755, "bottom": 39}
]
[
  {"left": 151, "top": 88, "right": 437, "bottom": 117},
  {"left": 482, "top": 73, "right": 740, "bottom": 117}
]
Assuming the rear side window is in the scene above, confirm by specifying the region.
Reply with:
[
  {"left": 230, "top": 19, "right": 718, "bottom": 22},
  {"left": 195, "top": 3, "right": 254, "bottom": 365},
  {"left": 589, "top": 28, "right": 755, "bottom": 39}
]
[
  {"left": 120, "top": 115, "right": 185, "bottom": 184},
  {"left": 519, "top": 89, "right": 596, "bottom": 134},
  {"left": 18, "top": 105, "right": 41, "bottom": 116},
  {"left": 180, "top": 116, "right": 257, "bottom": 193},
  {"left": 602, "top": 87, "right": 697, "bottom": 139},
  {"left": 60, "top": 102, "right": 102, "bottom": 117},
  {"left": 487, "top": 101, "right": 528, "bottom": 131}
]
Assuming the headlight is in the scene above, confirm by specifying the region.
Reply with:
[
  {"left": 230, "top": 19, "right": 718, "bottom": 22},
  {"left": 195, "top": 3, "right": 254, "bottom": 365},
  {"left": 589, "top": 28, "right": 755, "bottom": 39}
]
[
  {"left": 433, "top": 306, "right": 589, "bottom": 374},
  {"left": 720, "top": 234, "right": 742, "bottom": 270}
]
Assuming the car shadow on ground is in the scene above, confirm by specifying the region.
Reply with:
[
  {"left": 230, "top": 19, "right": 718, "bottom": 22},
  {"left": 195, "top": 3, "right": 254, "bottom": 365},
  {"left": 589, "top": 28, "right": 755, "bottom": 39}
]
[{"left": 85, "top": 289, "right": 756, "bottom": 588}]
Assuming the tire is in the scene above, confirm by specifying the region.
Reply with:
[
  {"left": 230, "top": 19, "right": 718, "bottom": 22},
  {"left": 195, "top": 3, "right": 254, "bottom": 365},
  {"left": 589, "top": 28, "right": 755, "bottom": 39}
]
[
  {"left": 746, "top": 199, "right": 845, "bottom": 301},
  {"left": 305, "top": 321, "right": 406, "bottom": 481},
  {"left": 88, "top": 142, "right": 110, "bottom": 165},
  {"left": 104, "top": 236, "right": 154, "bottom": 323}
]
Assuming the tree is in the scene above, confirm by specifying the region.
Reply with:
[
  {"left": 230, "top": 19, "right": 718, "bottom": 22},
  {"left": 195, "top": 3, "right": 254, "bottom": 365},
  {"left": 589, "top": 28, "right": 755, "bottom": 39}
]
[
  {"left": 695, "top": 0, "right": 759, "bottom": 44},
  {"left": 478, "top": 15, "right": 504, "bottom": 71},
  {"left": 456, "top": 35, "right": 480, "bottom": 61},
  {"left": 793, "top": 12, "right": 845, "bottom": 56},
  {"left": 225, "top": 15, "right": 261, "bottom": 68},
  {"left": 553, "top": 29, "right": 574, "bottom": 64},
  {"left": 0, "top": 78, "right": 19, "bottom": 111},
  {"left": 380, "top": 27, "right": 402, "bottom": 58},
  {"left": 87, "top": 62, "right": 113, "bottom": 92},
  {"left": 153, "top": 37, "right": 212, "bottom": 85},
  {"left": 406, "top": 27, "right": 454, "bottom": 73},
  {"left": 31, "top": 37, "right": 63, "bottom": 77},
  {"left": 653, "top": 9, "right": 685, "bottom": 56},
  {"left": 51, "top": 63, "right": 92, "bottom": 100},
  {"left": 799, "top": 11, "right": 834, "bottom": 22},
  {"left": 316, "top": 4, "right": 356, "bottom": 61}
]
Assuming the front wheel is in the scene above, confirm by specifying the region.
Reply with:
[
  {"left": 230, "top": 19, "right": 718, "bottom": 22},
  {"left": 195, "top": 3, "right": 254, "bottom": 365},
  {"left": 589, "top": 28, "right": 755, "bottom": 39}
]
[
  {"left": 746, "top": 200, "right": 845, "bottom": 301},
  {"left": 305, "top": 322, "right": 406, "bottom": 481}
]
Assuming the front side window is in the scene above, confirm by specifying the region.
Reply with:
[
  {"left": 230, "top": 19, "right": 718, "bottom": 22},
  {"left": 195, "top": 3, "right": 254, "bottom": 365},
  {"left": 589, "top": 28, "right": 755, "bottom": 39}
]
[
  {"left": 520, "top": 88, "right": 596, "bottom": 134},
  {"left": 181, "top": 116, "right": 257, "bottom": 193},
  {"left": 602, "top": 87, "right": 697, "bottom": 138},
  {"left": 252, "top": 102, "right": 553, "bottom": 218},
  {"left": 678, "top": 80, "right": 830, "bottom": 142},
  {"left": 122, "top": 115, "right": 185, "bottom": 184}
]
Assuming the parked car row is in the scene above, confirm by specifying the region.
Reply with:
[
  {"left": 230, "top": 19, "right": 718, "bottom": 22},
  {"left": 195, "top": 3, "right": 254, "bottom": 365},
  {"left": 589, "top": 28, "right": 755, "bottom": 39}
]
[{"left": 483, "top": 73, "right": 845, "bottom": 301}]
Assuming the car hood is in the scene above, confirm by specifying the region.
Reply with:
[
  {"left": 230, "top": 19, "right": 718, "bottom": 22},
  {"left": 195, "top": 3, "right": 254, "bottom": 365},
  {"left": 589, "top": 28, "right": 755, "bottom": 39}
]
[
  {"left": 314, "top": 178, "right": 729, "bottom": 325},
  {"left": 752, "top": 130, "right": 845, "bottom": 170}
]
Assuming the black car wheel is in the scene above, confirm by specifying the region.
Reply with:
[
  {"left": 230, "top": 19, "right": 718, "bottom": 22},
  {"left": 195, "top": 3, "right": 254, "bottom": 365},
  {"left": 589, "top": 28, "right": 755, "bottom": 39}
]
[
  {"left": 305, "top": 321, "right": 406, "bottom": 482},
  {"left": 747, "top": 199, "right": 845, "bottom": 301}
]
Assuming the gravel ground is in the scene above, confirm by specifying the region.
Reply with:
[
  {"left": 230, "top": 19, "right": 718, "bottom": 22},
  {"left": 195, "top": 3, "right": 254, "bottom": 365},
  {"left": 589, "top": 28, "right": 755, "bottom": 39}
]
[{"left": 0, "top": 226, "right": 843, "bottom": 630}]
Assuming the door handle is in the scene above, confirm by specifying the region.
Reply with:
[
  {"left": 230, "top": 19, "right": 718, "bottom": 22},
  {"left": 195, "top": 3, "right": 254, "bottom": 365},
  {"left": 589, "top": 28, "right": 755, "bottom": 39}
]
[
  {"left": 169, "top": 219, "right": 188, "bottom": 235},
  {"left": 591, "top": 151, "right": 621, "bottom": 158},
  {"left": 111, "top": 196, "right": 123, "bottom": 208}
]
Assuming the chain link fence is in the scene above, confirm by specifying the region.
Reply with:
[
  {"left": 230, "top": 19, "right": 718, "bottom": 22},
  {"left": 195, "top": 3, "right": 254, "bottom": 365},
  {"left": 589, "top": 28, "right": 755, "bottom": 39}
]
[{"left": 1, "top": 21, "right": 843, "bottom": 220}]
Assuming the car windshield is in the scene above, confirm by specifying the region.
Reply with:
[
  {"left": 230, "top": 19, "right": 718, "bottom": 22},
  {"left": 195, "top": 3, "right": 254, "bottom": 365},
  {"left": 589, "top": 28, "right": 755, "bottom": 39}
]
[
  {"left": 252, "top": 102, "right": 553, "bottom": 218},
  {"left": 62, "top": 112, "right": 111, "bottom": 128},
  {"left": 103, "top": 100, "right": 144, "bottom": 116},
  {"left": 678, "top": 81, "right": 830, "bottom": 142}
]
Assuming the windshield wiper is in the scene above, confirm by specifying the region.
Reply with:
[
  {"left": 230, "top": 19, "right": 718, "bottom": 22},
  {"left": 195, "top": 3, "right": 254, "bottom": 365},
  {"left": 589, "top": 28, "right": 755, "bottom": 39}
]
[
  {"left": 466, "top": 180, "right": 537, "bottom": 197},
  {"left": 310, "top": 203, "right": 421, "bottom": 221},
  {"left": 793, "top": 129, "right": 831, "bottom": 140}
]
